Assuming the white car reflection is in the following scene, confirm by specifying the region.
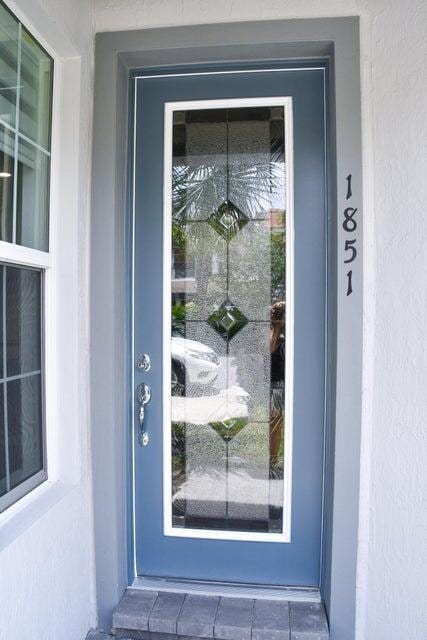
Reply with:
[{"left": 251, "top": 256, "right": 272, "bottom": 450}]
[
  {"left": 172, "top": 384, "right": 250, "bottom": 425},
  {"left": 171, "top": 336, "right": 221, "bottom": 396}
]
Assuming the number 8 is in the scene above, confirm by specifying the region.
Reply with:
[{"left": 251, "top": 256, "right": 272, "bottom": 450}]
[{"left": 343, "top": 207, "right": 357, "bottom": 232}]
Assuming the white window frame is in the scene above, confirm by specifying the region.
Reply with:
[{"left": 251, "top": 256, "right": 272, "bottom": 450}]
[
  {"left": 160, "top": 96, "right": 295, "bottom": 543},
  {"left": 0, "top": 7, "right": 53, "bottom": 513},
  {"left": 0, "top": 0, "right": 83, "bottom": 537}
]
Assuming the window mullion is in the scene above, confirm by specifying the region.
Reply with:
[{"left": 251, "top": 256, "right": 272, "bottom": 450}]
[
  {"left": 0, "top": 242, "right": 51, "bottom": 270},
  {"left": 12, "top": 22, "right": 22, "bottom": 245},
  {"left": 2, "top": 265, "right": 10, "bottom": 492}
]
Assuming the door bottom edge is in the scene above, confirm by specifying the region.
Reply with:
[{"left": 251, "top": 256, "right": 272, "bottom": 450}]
[{"left": 131, "top": 576, "right": 321, "bottom": 602}]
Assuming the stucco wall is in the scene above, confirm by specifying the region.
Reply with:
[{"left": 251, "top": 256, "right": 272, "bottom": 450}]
[
  {"left": 0, "top": 2, "right": 95, "bottom": 640},
  {"left": 0, "top": 1, "right": 425, "bottom": 640},
  {"left": 92, "top": 2, "right": 427, "bottom": 640}
]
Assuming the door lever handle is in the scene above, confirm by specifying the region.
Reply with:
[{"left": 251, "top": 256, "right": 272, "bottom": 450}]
[{"left": 136, "top": 382, "right": 151, "bottom": 446}]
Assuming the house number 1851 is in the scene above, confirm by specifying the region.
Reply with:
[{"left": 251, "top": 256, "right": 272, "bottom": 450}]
[{"left": 343, "top": 174, "right": 357, "bottom": 295}]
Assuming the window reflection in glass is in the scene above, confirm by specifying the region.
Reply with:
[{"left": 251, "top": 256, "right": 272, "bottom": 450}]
[
  {"left": 0, "top": 3, "right": 19, "bottom": 128},
  {"left": 16, "top": 137, "right": 49, "bottom": 251},
  {"left": 19, "top": 29, "right": 53, "bottom": 150},
  {"left": 0, "top": 125, "right": 14, "bottom": 242},
  {"left": 0, "top": 7, "right": 52, "bottom": 252}
]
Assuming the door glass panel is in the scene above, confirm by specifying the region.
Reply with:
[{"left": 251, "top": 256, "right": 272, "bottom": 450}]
[{"left": 168, "top": 104, "right": 290, "bottom": 537}]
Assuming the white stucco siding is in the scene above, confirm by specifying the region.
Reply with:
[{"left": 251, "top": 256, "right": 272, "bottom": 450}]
[
  {"left": 0, "top": 1, "right": 425, "bottom": 640},
  {"left": 0, "top": 1, "right": 95, "bottom": 640},
  {"left": 94, "top": 0, "right": 361, "bottom": 31},
  {"left": 0, "top": 487, "right": 94, "bottom": 640},
  {"left": 92, "top": 2, "right": 427, "bottom": 640},
  {"left": 363, "top": 1, "right": 427, "bottom": 638}
]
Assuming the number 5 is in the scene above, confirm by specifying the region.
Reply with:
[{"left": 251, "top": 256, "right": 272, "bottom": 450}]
[{"left": 344, "top": 238, "right": 357, "bottom": 263}]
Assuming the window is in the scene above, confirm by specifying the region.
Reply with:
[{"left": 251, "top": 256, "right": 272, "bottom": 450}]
[{"left": 0, "top": 1, "right": 53, "bottom": 512}]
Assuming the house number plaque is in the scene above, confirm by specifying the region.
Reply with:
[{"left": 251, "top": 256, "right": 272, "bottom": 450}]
[{"left": 343, "top": 173, "right": 358, "bottom": 295}]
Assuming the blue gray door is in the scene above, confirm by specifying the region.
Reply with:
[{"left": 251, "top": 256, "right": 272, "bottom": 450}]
[{"left": 133, "top": 67, "right": 326, "bottom": 586}]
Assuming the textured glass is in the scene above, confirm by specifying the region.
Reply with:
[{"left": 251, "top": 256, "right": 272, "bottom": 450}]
[
  {"left": 229, "top": 221, "right": 275, "bottom": 321},
  {"left": 16, "top": 137, "right": 49, "bottom": 250},
  {"left": 173, "top": 221, "right": 227, "bottom": 322},
  {"left": 19, "top": 29, "right": 53, "bottom": 150},
  {"left": 7, "top": 374, "right": 43, "bottom": 489},
  {"left": 0, "top": 125, "right": 14, "bottom": 242},
  {"left": 170, "top": 106, "right": 286, "bottom": 534},
  {"left": 6, "top": 266, "right": 41, "bottom": 376},
  {"left": 0, "top": 3, "right": 19, "bottom": 128},
  {"left": 173, "top": 111, "right": 227, "bottom": 222}
]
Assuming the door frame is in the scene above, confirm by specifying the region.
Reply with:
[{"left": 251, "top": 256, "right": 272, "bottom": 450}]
[{"left": 91, "top": 18, "right": 363, "bottom": 640}]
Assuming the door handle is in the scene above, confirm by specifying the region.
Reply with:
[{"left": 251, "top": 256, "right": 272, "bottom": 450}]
[{"left": 136, "top": 382, "right": 151, "bottom": 446}]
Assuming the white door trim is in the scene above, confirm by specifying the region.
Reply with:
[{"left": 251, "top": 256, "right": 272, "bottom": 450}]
[{"left": 159, "top": 96, "right": 295, "bottom": 543}]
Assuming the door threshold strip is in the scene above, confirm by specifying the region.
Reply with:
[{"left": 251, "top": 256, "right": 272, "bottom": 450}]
[{"left": 132, "top": 576, "right": 321, "bottom": 602}]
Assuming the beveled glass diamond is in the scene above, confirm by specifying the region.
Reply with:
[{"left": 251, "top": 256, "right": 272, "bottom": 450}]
[
  {"left": 209, "top": 417, "right": 248, "bottom": 441},
  {"left": 208, "top": 300, "right": 248, "bottom": 340},
  {"left": 208, "top": 199, "right": 249, "bottom": 241}
]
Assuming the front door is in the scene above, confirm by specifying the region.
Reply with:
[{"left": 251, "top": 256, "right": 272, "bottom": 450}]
[{"left": 133, "top": 66, "right": 326, "bottom": 587}]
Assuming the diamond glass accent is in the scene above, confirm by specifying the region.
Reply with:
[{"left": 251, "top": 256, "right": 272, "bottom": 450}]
[
  {"left": 207, "top": 200, "right": 249, "bottom": 241},
  {"left": 209, "top": 417, "right": 248, "bottom": 441},
  {"left": 207, "top": 301, "right": 248, "bottom": 341}
]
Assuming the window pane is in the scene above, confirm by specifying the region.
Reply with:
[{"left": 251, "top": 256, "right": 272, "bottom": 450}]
[
  {"left": 0, "top": 385, "right": 5, "bottom": 497},
  {"left": 0, "top": 261, "right": 2, "bottom": 378},
  {"left": 0, "top": 125, "right": 14, "bottom": 242},
  {"left": 7, "top": 373, "right": 43, "bottom": 490},
  {"left": 0, "top": 265, "right": 45, "bottom": 509},
  {"left": 6, "top": 265, "right": 41, "bottom": 376},
  {"left": 0, "top": 3, "right": 19, "bottom": 128},
  {"left": 16, "top": 137, "right": 49, "bottom": 250},
  {"left": 0, "top": 7, "right": 52, "bottom": 254},
  {"left": 19, "top": 28, "right": 53, "bottom": 150}
]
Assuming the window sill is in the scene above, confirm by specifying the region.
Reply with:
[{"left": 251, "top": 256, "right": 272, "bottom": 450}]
[
  {"left": 0, "top": 480, "right": 75, "bottom": 552},
  {"left": 0, "top": 470, "right": 47, "bottom": 513}
]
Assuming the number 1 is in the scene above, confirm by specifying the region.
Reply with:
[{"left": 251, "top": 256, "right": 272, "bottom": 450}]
[
  {"left": 346, "top": 174, "right": 352, "bottom": 200},
  {"left": 346, "top": 270, "right": 353, "bottom": 296}
]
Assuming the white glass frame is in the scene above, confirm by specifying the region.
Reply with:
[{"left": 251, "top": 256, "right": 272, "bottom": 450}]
[{"left": 162, "top": 97, "right": 294, "bottom": 543}]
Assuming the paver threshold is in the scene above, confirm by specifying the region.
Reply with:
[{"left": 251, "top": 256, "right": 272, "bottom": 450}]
[{"left": 112, "top": 589, "right": 329, "bottom": 640}]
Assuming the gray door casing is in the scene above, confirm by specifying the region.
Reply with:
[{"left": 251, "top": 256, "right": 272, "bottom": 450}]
[{"left": 91, "top": 17, "right": 362, "bottom": 640}]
